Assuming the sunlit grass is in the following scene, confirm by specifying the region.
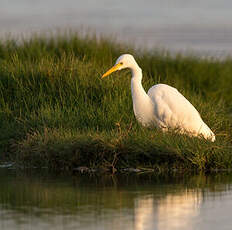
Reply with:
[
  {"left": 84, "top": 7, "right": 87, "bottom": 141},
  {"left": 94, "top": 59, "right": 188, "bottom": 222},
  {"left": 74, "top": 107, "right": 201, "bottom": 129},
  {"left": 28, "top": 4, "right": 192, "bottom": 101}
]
[{"left": 0, "top": 33, "right": 232, "bottom": 171}]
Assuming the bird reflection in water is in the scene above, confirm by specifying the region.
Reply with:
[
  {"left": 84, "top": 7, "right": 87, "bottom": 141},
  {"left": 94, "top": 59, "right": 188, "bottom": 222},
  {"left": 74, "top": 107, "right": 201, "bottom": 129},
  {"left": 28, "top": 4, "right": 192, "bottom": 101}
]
[{"left": 134, "top": 190, "right": 202, "bottom": 230}]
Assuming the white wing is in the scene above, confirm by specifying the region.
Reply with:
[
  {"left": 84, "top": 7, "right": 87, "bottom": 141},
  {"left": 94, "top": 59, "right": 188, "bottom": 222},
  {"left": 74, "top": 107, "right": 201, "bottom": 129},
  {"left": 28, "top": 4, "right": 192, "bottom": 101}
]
[{"left": 147, "top": 84, "right": 215, "bottom": 141}]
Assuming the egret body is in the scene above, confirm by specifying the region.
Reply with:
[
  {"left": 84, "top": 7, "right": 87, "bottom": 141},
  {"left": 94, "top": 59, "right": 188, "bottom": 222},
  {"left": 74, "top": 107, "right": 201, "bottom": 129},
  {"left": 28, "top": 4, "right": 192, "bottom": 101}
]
[{"left": 102, "top": 54, "right": 215, "bottom": 142}]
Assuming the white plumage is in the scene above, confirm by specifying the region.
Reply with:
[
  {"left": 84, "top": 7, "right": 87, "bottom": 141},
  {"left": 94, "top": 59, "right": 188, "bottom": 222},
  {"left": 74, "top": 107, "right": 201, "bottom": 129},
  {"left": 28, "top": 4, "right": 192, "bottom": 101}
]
[{"left": 102, "top": 54, "right": 215, "bottom": 142}]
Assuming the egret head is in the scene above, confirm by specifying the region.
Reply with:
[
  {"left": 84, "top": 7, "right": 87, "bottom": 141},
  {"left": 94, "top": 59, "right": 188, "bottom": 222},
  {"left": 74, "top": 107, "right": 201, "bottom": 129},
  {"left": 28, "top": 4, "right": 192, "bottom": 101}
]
[{"left": 102, "top": 54, "right": 137, "bottom": 78}]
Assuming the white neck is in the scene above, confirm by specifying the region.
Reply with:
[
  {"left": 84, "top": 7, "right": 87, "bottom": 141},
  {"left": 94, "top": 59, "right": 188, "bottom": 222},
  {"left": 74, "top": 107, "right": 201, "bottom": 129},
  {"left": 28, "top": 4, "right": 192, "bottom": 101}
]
[
  {"left": 131, "top": 67, "right": 146, "bottom": 100},
  {"left": 130, "top": 64, "right": 154, "bottom": 126}
]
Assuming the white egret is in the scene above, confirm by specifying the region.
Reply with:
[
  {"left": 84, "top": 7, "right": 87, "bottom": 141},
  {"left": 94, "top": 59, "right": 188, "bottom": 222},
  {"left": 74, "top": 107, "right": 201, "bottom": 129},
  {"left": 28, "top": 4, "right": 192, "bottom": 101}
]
[{"left": 102, "top": 54, "right": 215, "bottom": 142}]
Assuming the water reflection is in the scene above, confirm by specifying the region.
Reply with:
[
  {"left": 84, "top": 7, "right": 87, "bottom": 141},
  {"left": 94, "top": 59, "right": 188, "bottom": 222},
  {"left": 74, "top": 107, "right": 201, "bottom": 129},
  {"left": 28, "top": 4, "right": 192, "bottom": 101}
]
[
  {"left": 0, "top": 170, "right": 232, "bottom": 230},
  {"left": 157, "top": 190, "right": 201, "bottom": 230},
  {"left": 134, "top": 195, "right": 156, "bottom": 230}
]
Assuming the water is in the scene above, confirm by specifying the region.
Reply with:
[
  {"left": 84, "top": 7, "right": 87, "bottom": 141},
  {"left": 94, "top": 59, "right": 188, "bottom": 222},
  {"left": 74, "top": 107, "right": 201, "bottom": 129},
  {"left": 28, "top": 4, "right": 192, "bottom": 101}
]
[
  {"left": 1, "top": 169, "right": 232, "bottom": 230},
  {"left": 1, "top": 0, "right": 232, "bottom": 57}
]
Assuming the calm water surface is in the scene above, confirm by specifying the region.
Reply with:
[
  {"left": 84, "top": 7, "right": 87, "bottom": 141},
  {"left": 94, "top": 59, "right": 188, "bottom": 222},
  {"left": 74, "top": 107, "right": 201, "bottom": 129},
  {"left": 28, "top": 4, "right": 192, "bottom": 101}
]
[
  {"left": 1, "top": 0, "right": 232, "bottom": 56},
  {"left": 1, "top": 169, "right": 232, "bottom": 230}
]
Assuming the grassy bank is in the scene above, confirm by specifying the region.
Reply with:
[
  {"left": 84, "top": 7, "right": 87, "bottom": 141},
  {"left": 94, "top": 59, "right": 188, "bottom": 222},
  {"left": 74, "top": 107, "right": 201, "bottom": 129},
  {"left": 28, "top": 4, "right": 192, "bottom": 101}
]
[{"left": 0, "top": 33, "right": 232, "bottom": 172}]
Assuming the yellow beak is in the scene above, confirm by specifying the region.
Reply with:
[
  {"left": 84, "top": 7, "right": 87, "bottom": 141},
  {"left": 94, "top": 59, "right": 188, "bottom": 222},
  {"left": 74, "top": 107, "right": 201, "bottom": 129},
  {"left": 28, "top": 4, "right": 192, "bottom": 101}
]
[{"left": 101, "top": 63, "right": 122, "bottom": 79}]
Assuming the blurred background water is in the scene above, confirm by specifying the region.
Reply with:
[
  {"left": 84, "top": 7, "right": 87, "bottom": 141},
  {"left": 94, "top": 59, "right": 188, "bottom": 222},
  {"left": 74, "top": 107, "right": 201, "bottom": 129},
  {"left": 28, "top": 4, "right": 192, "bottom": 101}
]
[{"left": 1, "top": 0, "right": 232, "bottom": 57}]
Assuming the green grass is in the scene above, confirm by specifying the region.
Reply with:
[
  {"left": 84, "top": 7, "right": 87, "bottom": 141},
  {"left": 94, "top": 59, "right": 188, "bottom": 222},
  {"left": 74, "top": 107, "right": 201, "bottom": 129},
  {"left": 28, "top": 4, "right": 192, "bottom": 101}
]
[{"left": 0, "top": 33, "right": 232, "bottom": 172}]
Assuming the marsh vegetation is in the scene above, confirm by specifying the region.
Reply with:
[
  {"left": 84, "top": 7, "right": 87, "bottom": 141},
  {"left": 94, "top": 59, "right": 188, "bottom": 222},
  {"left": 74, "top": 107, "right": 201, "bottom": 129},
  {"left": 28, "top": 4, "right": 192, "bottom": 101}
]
[{"left": 0, "top": 33, "right": 232, "bottom": 171}]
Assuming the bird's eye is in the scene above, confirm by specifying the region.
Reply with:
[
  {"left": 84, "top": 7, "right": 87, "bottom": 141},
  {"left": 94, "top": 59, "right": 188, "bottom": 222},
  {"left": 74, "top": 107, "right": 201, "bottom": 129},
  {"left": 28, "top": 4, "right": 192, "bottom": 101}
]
[{"left": 120, "top": 62, "right": 123, "bottom": 65}]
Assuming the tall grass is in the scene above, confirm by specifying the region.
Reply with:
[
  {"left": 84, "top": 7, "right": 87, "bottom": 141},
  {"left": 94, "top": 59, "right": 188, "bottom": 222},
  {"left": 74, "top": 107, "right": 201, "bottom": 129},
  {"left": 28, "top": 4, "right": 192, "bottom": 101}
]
[{"left": 0, "top": 33, "right": 232, "bottom": 171}]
